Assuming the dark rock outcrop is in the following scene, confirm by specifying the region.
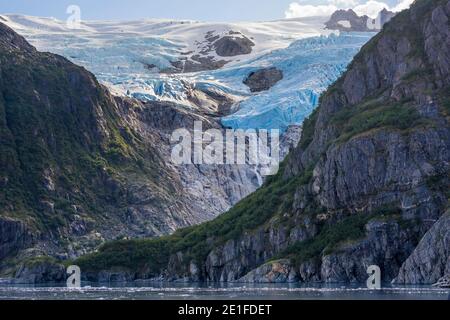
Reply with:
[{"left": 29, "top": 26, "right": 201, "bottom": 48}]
[
  {"left": 165, "top": 55, "right": 228, "bottom": 73},
  {"left": 280, "top": 125, "right": 302, "bottom": 160},
  {"left": 162, "top": 31, "right": 254, "bottom": 73},
  {"left": 243, "top": 67, "right": 283, "bottom": 92},
  {"left": 13, "top": 259, "right": 66, "bottom": 284},
  {"left": 239, "top": 260, "right": 298, "bottom": 283},
  {"left": 0, "top": 218, "right": 34, "bottom": 260},
  {"left": 214, "top": 35, "right": 254, "bottom": 57}
]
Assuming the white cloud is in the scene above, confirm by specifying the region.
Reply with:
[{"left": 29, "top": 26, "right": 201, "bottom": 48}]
[
  {"left": 353, "top": 1, "right": 389, "bottom": 18},
  {"left": 392, "top": 0, "right": 415, "bottom": 12},
  {"left": 328, "top": 0, "right": 359, "bottom": 6},
  {"left": 284, "top": 0, "right": 415, "bottom": 19},
  {"left": 285, "top": 3, "right": 338, "bottom": 18}
]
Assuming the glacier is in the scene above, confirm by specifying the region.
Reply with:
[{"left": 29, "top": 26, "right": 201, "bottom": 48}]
[
  {"left": 214, "top": 33, "right": 374, "bottom": 131},
  {"left": 1, "top": 14, "right": 374, "bottom": 132}
]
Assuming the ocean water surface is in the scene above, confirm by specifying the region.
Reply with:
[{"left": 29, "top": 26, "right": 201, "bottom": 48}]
[{"left": 0, "top": 282, "right": 448, "bottom": 300}]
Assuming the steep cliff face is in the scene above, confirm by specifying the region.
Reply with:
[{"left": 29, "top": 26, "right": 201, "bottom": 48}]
[
  {"left": 0, "top": 21, "right": 260, "bottom": 276},
  {"left": 75, "top": 0, "right": 450, "bottom": 284},
  {"left": 394, "top": 211, "right": 449, "bottom": 284},
  {"left": 0, "top": 217, "right": 33, "bottom": 261}
]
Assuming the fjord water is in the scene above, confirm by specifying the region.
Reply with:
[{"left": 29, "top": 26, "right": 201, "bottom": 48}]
[{"left": 0, "top": 282, "right": 448, "bottom": 300}]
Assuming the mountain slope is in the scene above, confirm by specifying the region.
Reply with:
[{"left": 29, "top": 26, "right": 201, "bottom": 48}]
[
  {"left": 75, "top": 0, "right": 450, "bottom": 284},
  {"left": 0, "top": 21, "right": 190, "bottom": 256},
  {"left": 0, "top": 21, "right": 260, "bottom": 275}
]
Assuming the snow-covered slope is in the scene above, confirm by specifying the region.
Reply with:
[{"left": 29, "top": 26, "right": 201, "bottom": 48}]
[
  {"left": 1, "top": 14, "right": 373, "bottom": 131},
  {"left": 1, "top": 14, "right": 332, "bottom": 72}
]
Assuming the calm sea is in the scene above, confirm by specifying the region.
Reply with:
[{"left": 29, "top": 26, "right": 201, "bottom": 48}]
[{"left": 0, "top": 281, "right": 448, "bottom": 300}]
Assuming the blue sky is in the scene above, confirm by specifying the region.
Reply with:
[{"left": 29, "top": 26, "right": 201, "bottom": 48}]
[{"left": 0, "top": 0, "right": 404, "bottom": 21}]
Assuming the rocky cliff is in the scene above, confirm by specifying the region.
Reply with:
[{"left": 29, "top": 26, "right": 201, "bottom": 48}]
[
  {"left": 394, "top": 211, "right": 449, "bottom": 284},
  {"left": 75, "top": 0, "right": 450, "bottom": 285},
  {"left": 0, "top": 22, "right": 261, "bottom": 277}
]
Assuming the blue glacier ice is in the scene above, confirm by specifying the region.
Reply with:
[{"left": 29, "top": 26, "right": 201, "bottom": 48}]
[
  {"left": 214, "top": 32, "right": 374, "bottom": 132},
  {"left": 83, "top": 32, "right": 373, "bottom": 132}
]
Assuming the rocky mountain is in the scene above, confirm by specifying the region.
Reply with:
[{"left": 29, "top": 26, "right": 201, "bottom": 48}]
[
  {"left": 326, "top": 8, "right": 395, "bottom": 32},
  {"left": 0, "top": 21, "right": 261, "bottom": 276},
  {"left": 74, "top": 0, "right": 450, "bottom": 285}
]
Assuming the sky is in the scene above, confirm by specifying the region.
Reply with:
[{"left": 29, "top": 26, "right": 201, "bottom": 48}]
[{"left": 0, "top": 0, "right": 412, "bottom": 21}]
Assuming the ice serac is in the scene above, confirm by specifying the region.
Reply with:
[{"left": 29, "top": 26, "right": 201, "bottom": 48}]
[{"left": 74, "top": 0, "right": 450, "bottom": 285}]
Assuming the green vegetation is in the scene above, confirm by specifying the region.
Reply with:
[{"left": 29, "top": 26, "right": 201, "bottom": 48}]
[
  {"left": 23, "top": 256, "right": 60, "bottom": 267},
  {"left": 276, "top": 205, "right": 402, "bottom": 266},
  {"left": 329, "top": 99, "right": 429, "bottom": 143},
  {"left": 275, "top": 214, "right": 373, "bottom": 266},
  {"left": 426, "top": 172, "right": 450, "bottom": 200},
  {"left": 77, "top": 164, "right": 316, "bottom": 272},
  {"left": 443, "top": 96, "right": 450, "bottom": 116},
  {"left": 401, "top": 67, "right": 434, "bottom": 83},
  {"left": 299, "top": 107, "right": 319, "bottom": 149},
  {"left": 0, "top": 43, "right": 168, "bottom": 233},
  {"left": 438, "top": 86, "right": 450, "bottom": 117},
  {"left": 76, "top": 237, "right": 175, "bottom": 274}
]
